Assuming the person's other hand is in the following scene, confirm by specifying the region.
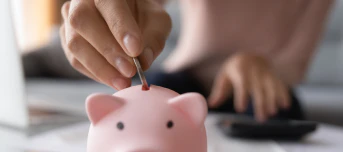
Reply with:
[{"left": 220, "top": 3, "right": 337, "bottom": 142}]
[
  {"left": 60, "top": 0, "right": 171, "bottom": 90},
  {"left": 208, "top": 52, "right": 290, "bottom": 122}
]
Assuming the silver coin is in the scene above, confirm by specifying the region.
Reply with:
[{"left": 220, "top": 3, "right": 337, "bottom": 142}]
[{"left": 133, "top": 57, "right": 149, "bottom": 90}]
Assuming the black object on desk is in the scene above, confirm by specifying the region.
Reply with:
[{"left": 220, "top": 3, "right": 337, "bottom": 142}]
[{"left": 218, "top": 116, "right": 318, "bottom": 140}]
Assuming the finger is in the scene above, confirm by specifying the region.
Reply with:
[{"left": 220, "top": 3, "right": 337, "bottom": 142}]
[
  {"left": 94, "top": 0, "right": 143, "bottom": 57},
  {"left": 66, "top": 31, "right": 131, "bottom": 90},
  {"left": 231, "top": 69, "right": 249, "bottom": 113},
  {"left": 208, "top": 70, "right": 233, "bottom": 108},
  {"left": 60, "top": 1, "right": 70, "bottom": 51},
  {"left": 60, "top": 2, "right": 99, "bottom": 82},
  {"left": 60, "top": 24, "right": 67, "bottom": 50},
  {"left": 139, "top": 33, "right": 166, "bottom": 71},
  {"left": 65, "top": 20, "right": 130, "bottom": 90},
  {"left": 139, "top": 9, "right": 171, "bottom": 70},
  {"left": 68, "top": 0, "right": 136, "bottom": 78},
  {"left": 60, "top": 24, "right": 99, "bottom": 82},
  {"left": 66, "top": 53, "right": 100, "bottom": 82},
  {"left": 61, "top": 1, "right": 71, "bottom": 22},
  {"left": 276, "top": 79, "right": 291, "bottom": 109},
  {"left": 264, "top": 75, "right": 278, "bottom": 116},
  {"left": 251, "top": 73, "right": 266, "bottom": 122}
]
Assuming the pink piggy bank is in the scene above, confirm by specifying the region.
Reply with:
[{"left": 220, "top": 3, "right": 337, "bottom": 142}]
[{"left": 86, "top": 85, "right": 208, "bottom": 152}]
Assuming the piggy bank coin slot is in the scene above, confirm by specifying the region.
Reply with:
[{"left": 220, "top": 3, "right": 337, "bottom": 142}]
[{"left": 142, "top": 84, "right": 150, "bottom": 91}]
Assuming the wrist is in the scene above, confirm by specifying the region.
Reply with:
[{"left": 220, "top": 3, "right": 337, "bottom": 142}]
[{"left": 229, "top": 52, "right": 271, "bottom": 67}]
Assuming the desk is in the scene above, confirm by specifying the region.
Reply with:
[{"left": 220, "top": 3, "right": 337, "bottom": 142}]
[
  {"left": 280, "top": 124, "right": 343, "bottom": 152},
  {"left": 206, "top": 114, "right": 343, "bottom": 152},
  {"left": 1, "top": 114, "right": 342, "bottom": 152}
]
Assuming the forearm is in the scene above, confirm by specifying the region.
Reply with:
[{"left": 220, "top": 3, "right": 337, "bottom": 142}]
[{"left": 270, "top": 0, "right": 335, "bottom": 86}]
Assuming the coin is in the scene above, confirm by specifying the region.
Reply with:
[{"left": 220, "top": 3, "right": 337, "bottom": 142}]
[{"left": 133, "top": 57, "right": 149, "bottom": 90}]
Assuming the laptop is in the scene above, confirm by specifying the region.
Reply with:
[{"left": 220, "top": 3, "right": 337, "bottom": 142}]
[
  {"left": 0, "top": 0, "right": 28, "bottom": 129},
  {"left": 0, "top": 0, "right": 141, "bottom": 131},
  {"left": 0, "top": 0, "right": 92, "bottom": 130}
]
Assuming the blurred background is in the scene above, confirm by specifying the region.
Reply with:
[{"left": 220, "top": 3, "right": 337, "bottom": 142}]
[{"left": 13, "top": 0, "right": 343, "bottom": 127}]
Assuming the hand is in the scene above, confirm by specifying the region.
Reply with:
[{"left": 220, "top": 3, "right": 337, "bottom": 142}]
[
  {"left": 208, "top": 52, "right": 290, "bottom": 122},
  {"left": 60, "top": 0, "right": 171, "bottom": 90}
]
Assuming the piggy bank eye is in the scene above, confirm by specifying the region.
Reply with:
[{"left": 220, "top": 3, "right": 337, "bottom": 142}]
[
  {"left": 117, "top": 122, "right": 124, "bottom": 130},
  {"left": 166, "top": 120, "right": 174, "bottom": 129}
]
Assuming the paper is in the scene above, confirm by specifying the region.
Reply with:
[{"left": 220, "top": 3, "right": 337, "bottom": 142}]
[
  {"left": 0, "top": 125, "right": 28, "bottom": 152},
  {"left": 25, "top": 122, "right": 89, "bottom": 152}
]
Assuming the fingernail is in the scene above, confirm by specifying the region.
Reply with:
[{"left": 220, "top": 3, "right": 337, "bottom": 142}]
[
  {"left": 237, "top": 106, "right": 246, "bottom": 113},
  {"left": 270, "top": 107, "right": 277, "bottom": 115},
  {"left": 238, "top": 101, "right": 248, "bottom": 113},
  {"left": 143, "top": 47, "right": 154, "bottom": 67},
  {"left": 115, "top": 57, "right": 134, "bottom": 77},
  {"left": 282, "top": 102, "right": 290, "bottom": 109},
  {"left": 257, "top": 113, "right": 266, "bottom": 122},
  {"left": 112, "top": 78, "right": 130, "bottom": 90},
  {"left": 123, "top": 34, "right": 141, "bottom": 57},
  {"left": 207, "top": 93, "right": 218, "bottom": 107},
  {"left": 258, "top": 117, "right": 266, "bottom": 123},
  {"left": 207, "top": 98, "right": 216, "bottom": 107}
]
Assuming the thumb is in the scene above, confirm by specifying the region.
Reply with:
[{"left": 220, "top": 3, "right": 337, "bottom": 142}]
[
  {"left": 139, "top": 10, "right": 171, "bottom": 70},
  {"left": 208, "top": 70, "right": 233, "bottom": 108},
  {"left": 138, "top": 31, "right": 167, "bottom": 71}
]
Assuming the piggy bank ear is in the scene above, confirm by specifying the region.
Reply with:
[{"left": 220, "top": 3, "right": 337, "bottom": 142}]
[
  {"left": 86, "top": 93, "right": 124, "bottom": 125},
  {"left": 168, "top": 93, "right": 208, "bottom": 127}
]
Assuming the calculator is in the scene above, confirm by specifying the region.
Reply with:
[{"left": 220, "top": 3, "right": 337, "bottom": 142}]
[{"left": 217, "top": 115, "right": 318, "bottom": 140}]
